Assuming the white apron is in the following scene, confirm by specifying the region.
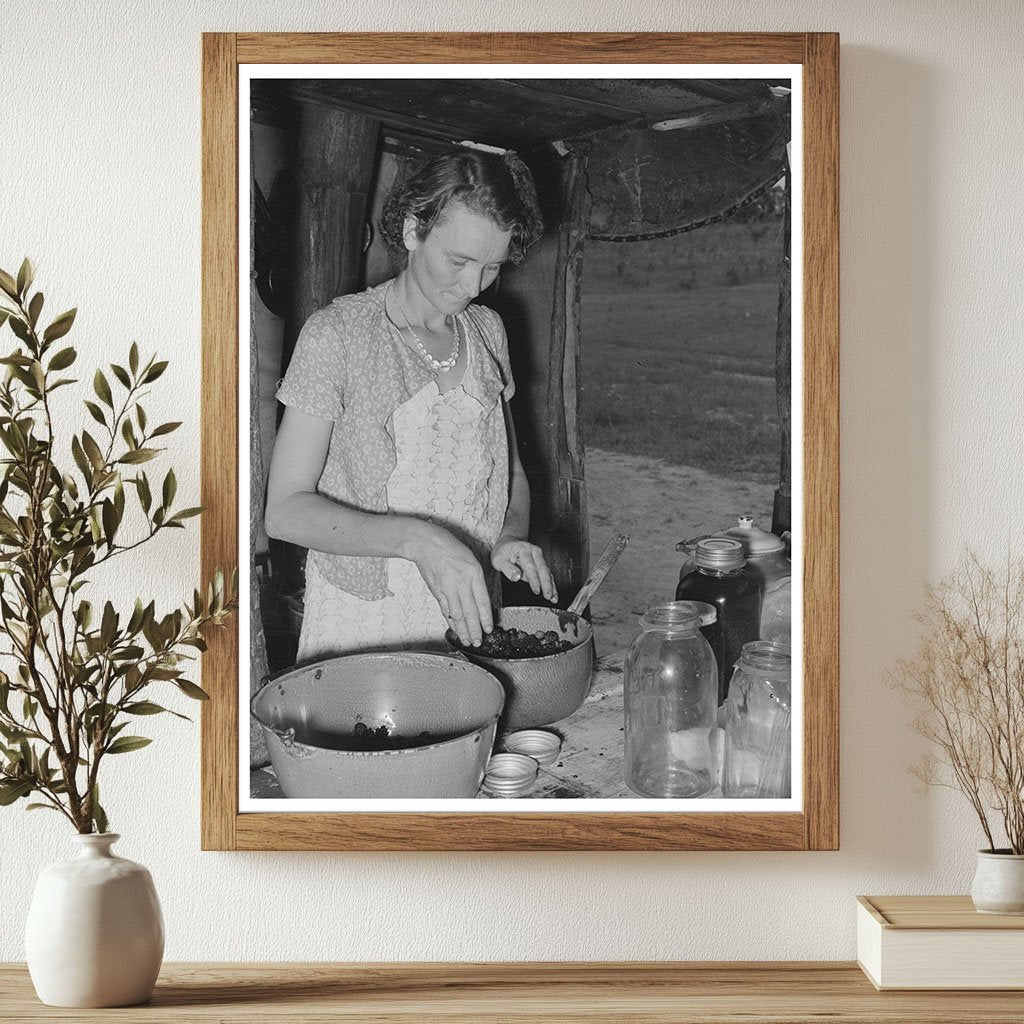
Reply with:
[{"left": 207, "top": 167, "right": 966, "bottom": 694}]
[{"left": 296, "top": 343, "right": 509, "bottom": 662}]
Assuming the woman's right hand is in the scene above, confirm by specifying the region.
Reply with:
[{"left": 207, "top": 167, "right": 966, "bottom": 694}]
[{"left": 401, "top": 521, "right": 493, "bottom": 647}]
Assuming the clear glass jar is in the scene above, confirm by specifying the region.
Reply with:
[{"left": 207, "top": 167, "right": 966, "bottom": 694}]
[
  {"left": 721, "top": 640, "right": 792, "bottom": 798},
  {"left": 759, "top": 576, "right": 792, "bottom": 646},
  {"left": 623, "top": 601, "right": 718, "bottom": 799}
]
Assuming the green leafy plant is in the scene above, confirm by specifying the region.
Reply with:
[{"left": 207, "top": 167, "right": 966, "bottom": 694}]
[
  {"left": 894, "top": 552, "right": 1024, "bottom": 854},
  {"left": 0, "top": 259, "right": 236, "bottom": 833}
]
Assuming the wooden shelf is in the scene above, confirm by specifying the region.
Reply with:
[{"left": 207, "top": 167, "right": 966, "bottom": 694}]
[{"left": 3, "top": 962, "right": 1024, "bottom": 1022}]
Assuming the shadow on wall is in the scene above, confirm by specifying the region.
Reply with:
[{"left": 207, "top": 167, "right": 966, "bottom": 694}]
[{"left": 838, "top": 48, "right": 936, "bottom": 867}]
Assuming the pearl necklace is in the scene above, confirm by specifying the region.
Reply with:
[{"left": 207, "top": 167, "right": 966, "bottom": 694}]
[{"left": 391, "top": 286, "right": 461, "bottom": 373}]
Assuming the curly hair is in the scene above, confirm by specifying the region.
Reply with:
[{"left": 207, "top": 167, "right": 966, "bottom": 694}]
[{"left": 380, "top": 149, "right": 544, "bottom": 267}]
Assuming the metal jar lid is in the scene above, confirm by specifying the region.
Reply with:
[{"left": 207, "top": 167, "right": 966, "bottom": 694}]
[
  {"left": 482, "top": 753, "right": 538, "bottom": 797},
  {"left": 693, "top": 537, "right": 745, "bottom": 571},
  {"left": 502, "top": 730, "right": 561, "bottom": 766}
]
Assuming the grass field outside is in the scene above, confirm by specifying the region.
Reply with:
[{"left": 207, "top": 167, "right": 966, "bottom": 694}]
[{"left": 579, "top": 215, "right": 785, "bottom": 484}]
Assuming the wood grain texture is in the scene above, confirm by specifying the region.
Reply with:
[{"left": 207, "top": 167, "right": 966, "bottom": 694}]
[
  {"left": 233, "top": 810, "right": 806, "bottom": 852},
  {"left": 235, "top": 32, "right": 807, "bottom": 65},
  {"left": 200, "top": 33, "right": 239, "bottom": 852},
  {"left": 200, "top": 32, "right": 840, "bottom": 851},
  {"left": 3, "top": 962, "right": 1023, "bottom": 1023},
  {"left": 801, "top": 32, "right": 840, "bottom": 851},
  {"left": 861, "top": 895, "right": 1024, "bottom": 930},
  {"left": 285, "top": 104, "right": 379, "bottom": 369}
]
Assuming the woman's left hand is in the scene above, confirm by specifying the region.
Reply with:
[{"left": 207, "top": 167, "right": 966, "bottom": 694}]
[{"left": 491, "top": 539, "right": 559, "bottom": 604}]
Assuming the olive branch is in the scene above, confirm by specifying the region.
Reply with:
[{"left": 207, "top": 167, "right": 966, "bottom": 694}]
[{"left": 0, "top": 259, "right": 236, "bottom": 833}]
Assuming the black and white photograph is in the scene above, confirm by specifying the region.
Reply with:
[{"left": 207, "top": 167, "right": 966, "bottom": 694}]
[{"left": 243, "top": 67, "right": 801, "bottom": 809}]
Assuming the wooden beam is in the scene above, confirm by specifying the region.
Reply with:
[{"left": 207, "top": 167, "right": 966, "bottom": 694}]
[
  {"left": 557, "top": 92, "right": 787, "bottom": 151},
  {"left": 475, "top": 78, "right": 645, "bottom": 119},
  {"left": 284, "top": 83, "right": 477, "bottom": 146},
  {"left": 651, "top": 94, "right": 789, "bottom": 132}
]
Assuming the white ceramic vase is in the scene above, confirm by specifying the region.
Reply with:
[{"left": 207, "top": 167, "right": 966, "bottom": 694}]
[
  {"left": 970, "top": 849, "right": 1024, "bottom": 915},
  {"left": 25, "top": 833, "right": 164, "bottom": 1007}
]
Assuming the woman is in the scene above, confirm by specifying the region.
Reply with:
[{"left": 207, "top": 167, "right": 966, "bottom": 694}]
[{"left": 265, "top": 149, "right": 558, "bottom": 662}]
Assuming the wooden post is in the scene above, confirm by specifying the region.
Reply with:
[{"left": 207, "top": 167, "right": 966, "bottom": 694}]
[
  {"left": 275, "top": 104, "right": 380, "bottom": 598},
  {"left": 545, "top": 148, "right": 592, "bottom": 598},
  {"left": 772, "top": 159, "right": 792, "bottom": 537},
  {"left": 249, "top": 269, "right": 270, "bottom": 768},
  {"left": 283, "top": 103, "right": 380, "bottom": 368},
  {"left": 487, "top": 146, "right": 592, "bottom": 605}
]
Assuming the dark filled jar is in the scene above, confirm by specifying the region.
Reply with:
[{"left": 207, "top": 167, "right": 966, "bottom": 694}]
[{"left": 675, "top": 537, "right": 761, "bottom": 705}]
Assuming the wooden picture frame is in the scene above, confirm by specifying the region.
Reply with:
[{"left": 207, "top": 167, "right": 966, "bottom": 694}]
[{"left": 201, "top": 32, "right": 838, "bottom": 851}]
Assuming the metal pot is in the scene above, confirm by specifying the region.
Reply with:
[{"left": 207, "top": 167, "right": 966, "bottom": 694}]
[
  {"left": 251, "top": 651, "right": 505, "bottom": 799},
  {"left": 449, "top": 606, "right": 594, "bottom": 731}
]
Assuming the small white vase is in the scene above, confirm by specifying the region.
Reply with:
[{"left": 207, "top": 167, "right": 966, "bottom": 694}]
[
  {"left": 970, "top": 849, "right": 1024, "bottom": 915},
  {"left": 24, "top": 833, "right": 164, "bottom": 1007}
]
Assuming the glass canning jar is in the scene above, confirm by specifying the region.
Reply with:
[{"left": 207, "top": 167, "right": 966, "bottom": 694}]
[
  {"left": 721, "top": 640, "right": 792, "bottom": 798},
  {"left": 623, "top": 601, "right": 719, "bottom": 799},
  {"left": 675, "top": 537, "right": 761, "bottom": 705}
]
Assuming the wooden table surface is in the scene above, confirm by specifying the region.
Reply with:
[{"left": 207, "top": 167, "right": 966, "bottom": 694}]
[
  {"left": 532, "top": 651, "right": 632, "bottom": 798},
  {"left": 3, "top": 962, "right": 1024, "bottom": 1022}
]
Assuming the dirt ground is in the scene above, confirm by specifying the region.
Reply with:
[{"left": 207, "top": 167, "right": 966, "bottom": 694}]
[{"left": 583, "top": 446, "right": 776, "bottom": 657}]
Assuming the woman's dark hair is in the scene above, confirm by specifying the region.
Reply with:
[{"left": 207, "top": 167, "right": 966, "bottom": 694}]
[{"left": 380, "top": 149, "right": 544, "bottom": 267}]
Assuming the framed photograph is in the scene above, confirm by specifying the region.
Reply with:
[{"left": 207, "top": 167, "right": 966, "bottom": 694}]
[{"left": 201, "top": 32, "right": 838, "bottom": 850}]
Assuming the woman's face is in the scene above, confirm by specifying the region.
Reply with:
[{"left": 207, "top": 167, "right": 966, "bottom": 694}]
[{"left": 403, "top": 201, "right": 512, "bottom": 318}]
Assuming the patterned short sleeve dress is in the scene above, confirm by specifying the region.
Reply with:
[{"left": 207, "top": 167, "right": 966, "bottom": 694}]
[{"left": 275, "top": 281, "right": 514, "bottom": 663}]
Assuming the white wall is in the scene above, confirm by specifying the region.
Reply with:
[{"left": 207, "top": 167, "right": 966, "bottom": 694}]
[{"left": 2, "top": 0, "right": 1022, "bottom": 962}]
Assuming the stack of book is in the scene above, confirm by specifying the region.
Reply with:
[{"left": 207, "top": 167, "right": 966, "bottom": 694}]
[{"left": 857, "top": 895, "right": 1024, "bottom": 990}]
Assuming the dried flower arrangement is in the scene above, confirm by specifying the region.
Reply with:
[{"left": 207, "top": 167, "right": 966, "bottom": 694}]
[{"left": 894, "top": 552, "right": 1024, "bottom": 854}]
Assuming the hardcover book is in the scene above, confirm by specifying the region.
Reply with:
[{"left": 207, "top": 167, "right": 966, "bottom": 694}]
[{"left": 857, "top": 895, "right": 1024, "bottom": 990}]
